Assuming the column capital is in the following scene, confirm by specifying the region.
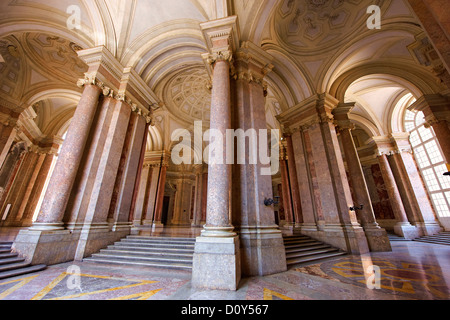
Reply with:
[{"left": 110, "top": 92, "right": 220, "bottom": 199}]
[
  {"left": 409, "top": 94, "right": 450, "bottom": 123},
  {"left": 200, "top": 16, "right": 240, "bottom": 54},
  {"left": 77, "top": 46, "right": 160, "bottom": 126},
  {"left": 389, "top": 132, "right": 413, "bottom": 154}
]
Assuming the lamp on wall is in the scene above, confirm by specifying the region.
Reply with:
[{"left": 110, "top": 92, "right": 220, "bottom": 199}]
[
  {"left": 444, "top": 164, "right": 450, "bottom": 176},
  {"left": 349, "top": 204, "right": 364, "bottom": 212},
  {"left": 264, "top": 197, "right": 280, "bottom": 206}
]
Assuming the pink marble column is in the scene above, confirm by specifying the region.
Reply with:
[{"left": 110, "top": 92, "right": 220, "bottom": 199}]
[
  {"left": 109, "top": 113, "right": 147, "bottom": 228},
  {"left": 192, "top": 167, "right": 204, "bottom": 227},
  {"left": 203, "top": 57, "right": 235, "bottom": 237},
  {"left": 143, "top": 166, "right": 159, "bottom": 225},
  {"left": 201, "top": 172, "right": 208, "bottom": 224},
  {"left": 377, "top": 153, "right": 419, "bottom": 239},
  {"left": 20, "top": 152, "right": 55, "bottom": 227},
  {"left": 279, "top": 158, "right": 293, "bottom": 226},
  {"left": 128, "top": 123, "right": 149, "bottom": 223},
  {"left": 334, "top": 105, "right": 391, "bottom": 252},
  {"left": 1, "top": 151, "right": 39, "bottom": 226},
  {"left": 290, "top": 130, "right": 317, "bottom": 231},
  {"left": 133, "top": 164, "right": 151, "bottom": 225},
  {"left": 32, "top": 84, "right": 102, "bottom": 230},
  {"left": 390, "top": 133, "right": 443, "bottom": 235},
  {"left": 153, "top": 165, "right": 167, "bottom": 227},
  {"left": 0, "top": 122, "right": 17, "bottom": 169},
  {"left": 285, "top": 135, "right": 303, "bottom": 225}
]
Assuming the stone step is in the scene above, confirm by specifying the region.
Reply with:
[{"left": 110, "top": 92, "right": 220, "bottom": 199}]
[
  {"left": 85, "top": 236, "right": 196, "bottom": 271},
  {"left": 126, "top": 236, "right": 196, "bottom": 242},
  {"left": 91, "top": 252, "right": 193, "bottom": 264},
  {"left": 283, "top": 236, "right": 311, "bottom": 241},
  {"left": 0, "top": 253, "right": 18, "bottom": 259},
  {"left": 83, "top": 257, "right": 192, "bottom": 270},
  {"left": 0, "top": 242, "right": 13, "bottom": 245},
  {"left": 107, "top": 245, "right": 194, "bottom": 254},
  {"left": 285, "top": 244, "right": 331, "bottom": 255},
  {"left": 115, "top": 241, "right": 195, "bottom": 250},
  {"left": 418, "top": 235, "right": 450, "bottom": 240},
  {"left": 286, "top": 247, "right": 340, "bottom": 260},
  {"left": 284, "top": 241, "right": 324, "bottom": 249},
  {"left": 414, "top": 239, "right": 450, "bottom": 245},
  {"left": 283, "top": 235, "right": 346, "bottom": 267},
  {"left": 0, "top": 257, "right": 26, "bottom": 266},
  {"left": 0, "top": 249, "right": 11, "bottom": 254},
  {"left": 287, "top": 251, "right": 347, "bottom": 266},
  {"left": 99, "top": 249, "right": 194, "bottom": 259},
  {"left": 0, "top": 262, "right": 31, "bottom": 273},
  {"left": 0, "top": 264, "right": 47, "bottom": 280}
]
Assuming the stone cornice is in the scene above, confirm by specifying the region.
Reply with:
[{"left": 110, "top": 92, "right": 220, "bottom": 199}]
[
  {"left": 277, "top": 93, "right": 339, "bottom": 132},
  {"left": 77, "top": 46, "right": 160, "bottom": 125}
]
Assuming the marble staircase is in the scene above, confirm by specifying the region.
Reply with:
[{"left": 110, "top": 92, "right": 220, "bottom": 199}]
[
  {"left": 413, "top": 232, "right": 450, "bottom": 246},
  {"left": 0, "top": 241, "right": 46, "bottom": 280},
  {"left": 83, "top": 236, "right": 195, "bottom": 270},
  {"left": 283, "top": 235, "right": 347, "bottom": 267}
]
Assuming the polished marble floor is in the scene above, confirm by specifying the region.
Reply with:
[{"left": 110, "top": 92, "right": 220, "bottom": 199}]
[{"left": 1, "top": 228, "right": 450, "bottom": 300}]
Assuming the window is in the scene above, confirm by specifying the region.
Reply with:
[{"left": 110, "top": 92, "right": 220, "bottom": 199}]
[{"left": 405, "top": 109, "right": 450, "bottom": 218}]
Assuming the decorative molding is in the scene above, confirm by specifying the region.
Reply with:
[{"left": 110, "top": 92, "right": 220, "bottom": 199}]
[{"left": 77, "top": 73, "right": 154, "bottom": 125}]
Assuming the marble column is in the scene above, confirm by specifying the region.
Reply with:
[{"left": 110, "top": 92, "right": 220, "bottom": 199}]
[
  {"left": 279, "top": 157, "right": 293, "bottom": 227},
  {"left": 201, "top": 172, "right": 208, "bottom": 224},
  {"left": 192, "top": 166, "right": 204, "bottom": 227},
  {"left": 19, "top": 151, "right": 56, "bottom": 227},
  {"left": 0, "top": 112, "right": 19, "bottom": 169},
  {"left": 128, "top": 123, "right": 149, "bottom": 224},
  {"left": 231, "top": 41, "right": 286, "bottom": 277},
  {"left": 1, "top": 151, "right": 40, "bottom": 226},
  {"left": 133, "top": 164, "right": 151, "bottom": 226},
  {"left": 143, "top": 165, "right": 160, "bottom": 226},
  {"left": 376, "top": 150, "right": 419, "bottom": 239},
  {"left": 290, "top": 129, "right": 318, "bottom": 232},
  {"left": 390, "top": 133, "right": 442, "bottom": 235},
  {"left": 192, "top": 16, "right": 241, "bottom": 290},
  {"left": 334, "top": 105, "right": 391, "bottom": 252},
  {"left": 285, "top": 135, "right": 303, "bottom": 227},
  {"left": 109, "top": 112, "right": 147, "bottom": 231},
  {"left": 65, "top": 95, "right": 115, "bottom": 231},
  {"left": 152, "top": 165, "right": 167, "bottom": 228},
  {"left": 277, "top": 94, "right": 370, "bottom": 254},
  {"left": 0, "top": 142, "right": 26, "bottom": 203},
  {"left": 32, "top": 84, "right": 102, "bottom": 230},
  {"left": 410, "top": 95, "right": 450, "bottom": 169}
]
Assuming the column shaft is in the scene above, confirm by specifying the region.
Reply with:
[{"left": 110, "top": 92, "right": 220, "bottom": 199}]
[
  {"left": 34, "top": 84, "right": 102, "bottom": 230},
  {"left": 203, "top": 59, "right": 234, "bottom": 236},
  {"left": 285, "top": 136, "right": 303, "bottom": 225}
]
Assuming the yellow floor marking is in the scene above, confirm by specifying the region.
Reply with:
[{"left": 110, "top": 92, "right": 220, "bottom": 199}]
[
  {"left": 32, "top": 272, "right": 158, "bottom": 300},
  {"left": 0, "top": 275, "right": 39, "bottom": 300},
  {"left": 263, "top": 288, "right": 294, "bottom": 300},
  {"left": 109, "top": 288, "right": 163, "bottom": 300}
]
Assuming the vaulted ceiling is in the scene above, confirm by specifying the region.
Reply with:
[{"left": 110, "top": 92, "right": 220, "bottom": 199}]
[{"left": 0, "top": 0, "right": 447, "bottom": 151}]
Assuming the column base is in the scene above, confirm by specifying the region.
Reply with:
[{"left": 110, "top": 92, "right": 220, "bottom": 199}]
[
  {"left": 192, "top": 235, "right": 241, "bottom": 291},
  {"left": 239, "top": 226, "right": 287, "bottom": 276},
  {"left": 28, "top": 222, "right": 65, "bottom": 231},
  {"left": 415, "top": 222, "right": 443, "bottom": 236},
  {"left": 393, "top": 222, "right": 420, "bottom": 240},
  {"left": 74, "top": 223, "right": 130, "bottom": 261},
  {"left": 12, "top": 228, "right": 78, "bottom": 265},
  {"left": 320, "top": 223, "right": 370, "bottom": 255},
  {"left": 363, "top": 225, "right": 392, "bottom": 252},
  {"left": 152, "top": 222, "right": 164, "bottom": 230}
]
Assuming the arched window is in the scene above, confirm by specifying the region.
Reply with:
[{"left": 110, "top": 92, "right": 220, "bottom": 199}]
[{"left": 404, "top": 109, "right": 450, "bottom": 218}]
